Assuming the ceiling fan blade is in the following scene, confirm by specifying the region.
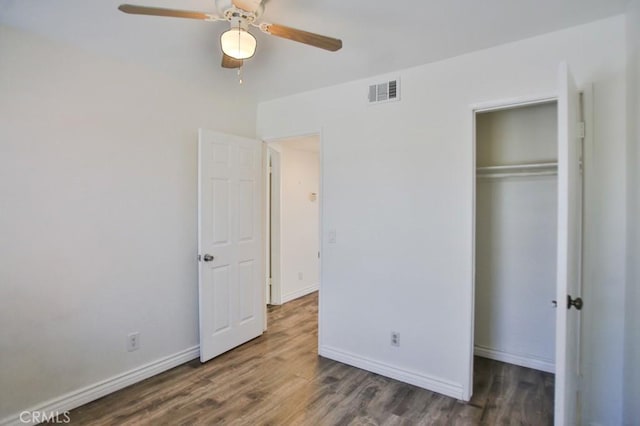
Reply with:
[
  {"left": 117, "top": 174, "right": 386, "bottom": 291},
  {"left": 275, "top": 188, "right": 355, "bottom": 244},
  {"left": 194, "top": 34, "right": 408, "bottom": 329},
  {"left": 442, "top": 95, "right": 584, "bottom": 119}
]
[
  {"left": 118, "top": 4, "right": 217, "bottom": 20},
  {"left": 261, "top": 23, "right": 342, "bottom": 52},
  {"left": 222, "top": 53, "right": 243, "bottom": 69}
]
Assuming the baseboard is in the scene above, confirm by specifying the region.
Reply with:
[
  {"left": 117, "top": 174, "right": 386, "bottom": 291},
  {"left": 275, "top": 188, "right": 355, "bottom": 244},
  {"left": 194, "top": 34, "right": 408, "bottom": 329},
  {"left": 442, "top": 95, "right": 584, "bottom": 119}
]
[
  {"left": 280, "top": 284, "right": 318, "bottom": 304},
  {"left": 0, "top": 346, "right": 200, "bottom": 426},
  {"left": 474, "top": 345, "right": 554, "bottom": 373},
  {"left": 319, "top": 345, "right": 464, "bottom": 400}
]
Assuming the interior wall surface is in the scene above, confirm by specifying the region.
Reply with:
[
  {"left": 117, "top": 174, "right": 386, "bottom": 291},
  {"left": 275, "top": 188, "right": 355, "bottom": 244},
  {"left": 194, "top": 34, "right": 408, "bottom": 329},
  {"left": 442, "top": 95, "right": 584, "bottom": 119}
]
[
  {"left": 0, "top": 25, "right": 257, "bottom": 422},
  {"left": 257, "top": 16, "right": 626, "bottom": 425},
  {"left": 624, "top": 1, "right": 640, "bottom": 424},
  {"left": 474, "top": 104, "right": 558, "bottom": 372}
]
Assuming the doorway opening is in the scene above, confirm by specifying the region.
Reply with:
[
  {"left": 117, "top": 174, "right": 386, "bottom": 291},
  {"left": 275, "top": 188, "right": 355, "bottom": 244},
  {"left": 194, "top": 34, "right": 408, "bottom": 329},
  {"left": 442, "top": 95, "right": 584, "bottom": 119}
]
[
  {"left": 265, "top": 134, "right": 321, "bottom": 306},
  {"left": 472, "top": 100, "right": 559, "bottom": 402}
]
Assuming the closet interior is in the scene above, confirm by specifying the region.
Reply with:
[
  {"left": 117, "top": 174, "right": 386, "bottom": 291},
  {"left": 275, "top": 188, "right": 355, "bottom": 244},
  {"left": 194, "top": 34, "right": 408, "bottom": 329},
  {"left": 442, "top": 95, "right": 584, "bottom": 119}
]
[{"left": 474, "top": 100, "right": 558, "bottom": 374}]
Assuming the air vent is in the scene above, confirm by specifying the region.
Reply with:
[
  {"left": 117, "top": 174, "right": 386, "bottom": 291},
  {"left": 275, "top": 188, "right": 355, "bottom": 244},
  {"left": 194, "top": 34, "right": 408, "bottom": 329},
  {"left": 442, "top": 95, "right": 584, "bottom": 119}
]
[{"left": 368, "top": 79, "right": 400, "bottom": 104}]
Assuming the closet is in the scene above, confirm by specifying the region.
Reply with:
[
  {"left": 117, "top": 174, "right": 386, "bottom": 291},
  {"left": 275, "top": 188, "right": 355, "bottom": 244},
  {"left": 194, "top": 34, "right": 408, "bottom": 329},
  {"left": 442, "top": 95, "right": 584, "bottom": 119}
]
[{"left": 474, "top": 101, "right": 558, "bottom": 373}]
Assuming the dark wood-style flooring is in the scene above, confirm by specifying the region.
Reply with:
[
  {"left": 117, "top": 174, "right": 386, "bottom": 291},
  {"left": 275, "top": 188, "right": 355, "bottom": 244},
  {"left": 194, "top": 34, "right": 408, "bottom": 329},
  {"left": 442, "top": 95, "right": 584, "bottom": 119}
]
[{"left": 68, "top": 292, "right": 554, "bottom": 425}]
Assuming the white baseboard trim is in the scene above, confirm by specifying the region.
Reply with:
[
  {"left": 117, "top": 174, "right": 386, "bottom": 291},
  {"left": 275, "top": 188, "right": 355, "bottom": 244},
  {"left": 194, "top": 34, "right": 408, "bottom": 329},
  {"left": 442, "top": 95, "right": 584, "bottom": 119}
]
[
  {"left": 0, "top": 346, "right": 200, "bottom": 426},
  {"left": 280, "top": 284, "right": 318, "bottom": 304},
  {"left": 474, "top": 345, "right": 554, "bottom": 373},
  {"left": 319, "top": 345, "right": 464, "bottom": 400}
]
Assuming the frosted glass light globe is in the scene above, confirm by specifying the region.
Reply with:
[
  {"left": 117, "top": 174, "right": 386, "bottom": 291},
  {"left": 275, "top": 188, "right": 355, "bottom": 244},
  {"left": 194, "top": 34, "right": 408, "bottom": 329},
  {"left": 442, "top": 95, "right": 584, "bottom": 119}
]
[{"left": 220, "top": 28, "right": 257, "bottom": 60}]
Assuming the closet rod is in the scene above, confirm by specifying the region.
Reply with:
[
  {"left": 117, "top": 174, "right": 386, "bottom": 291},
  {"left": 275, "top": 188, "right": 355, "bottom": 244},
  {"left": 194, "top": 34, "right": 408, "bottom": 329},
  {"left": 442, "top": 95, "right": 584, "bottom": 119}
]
[
  {"left": 476, "top": 162, "right": 558, "bottom": 179},
  {"left": 477, "top": 170, "right": 557, "bottom": 179}
]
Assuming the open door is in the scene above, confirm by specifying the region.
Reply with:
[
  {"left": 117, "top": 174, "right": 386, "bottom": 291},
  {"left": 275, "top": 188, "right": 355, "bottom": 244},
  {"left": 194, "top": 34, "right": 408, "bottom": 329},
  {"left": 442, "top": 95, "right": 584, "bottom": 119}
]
[
  {"left": 555, "top": 63, "right": 583, "bottom": 425},
  {"left": 198, "top": 129, "right": 265, "bottom": 362}
]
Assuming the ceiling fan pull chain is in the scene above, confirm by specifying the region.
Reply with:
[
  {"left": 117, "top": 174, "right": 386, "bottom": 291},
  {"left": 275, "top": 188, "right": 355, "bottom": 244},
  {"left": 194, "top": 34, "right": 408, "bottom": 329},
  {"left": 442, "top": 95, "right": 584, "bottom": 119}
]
[{"left": 237, "top": 21, "right": 243, "bottom": 84}]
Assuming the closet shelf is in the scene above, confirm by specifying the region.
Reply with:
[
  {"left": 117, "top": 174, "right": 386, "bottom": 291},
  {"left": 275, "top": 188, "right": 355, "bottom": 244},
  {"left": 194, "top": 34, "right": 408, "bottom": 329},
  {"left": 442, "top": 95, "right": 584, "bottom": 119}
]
[{"left": 476, "top": 162, "right": 558, "bottom": 179}]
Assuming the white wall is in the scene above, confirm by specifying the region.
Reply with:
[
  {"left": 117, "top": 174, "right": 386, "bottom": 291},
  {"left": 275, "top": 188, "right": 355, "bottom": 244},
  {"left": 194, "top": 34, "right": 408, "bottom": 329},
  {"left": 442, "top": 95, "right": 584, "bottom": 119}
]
[
  {"left": 258, "top": 16, "right": 627, "bottom": 425},
  {"left": 624, "top": 0, "right": 640, "bottom": 424},
  {"left": 474, "top": 104, "right": 557, "bottom": 372},
  {"left": 270, "top": 140, "right": 320, "bottom": 303},
  {"left": 0, "top": 25, "right": 256, "bottom": 422}
]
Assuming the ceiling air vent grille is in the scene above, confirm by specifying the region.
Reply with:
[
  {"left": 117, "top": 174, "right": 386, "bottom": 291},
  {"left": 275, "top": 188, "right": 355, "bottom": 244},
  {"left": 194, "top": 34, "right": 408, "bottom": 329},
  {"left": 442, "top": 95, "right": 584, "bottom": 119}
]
[{"left": 368, "top": 79, "right": 400, "bottom": 104}]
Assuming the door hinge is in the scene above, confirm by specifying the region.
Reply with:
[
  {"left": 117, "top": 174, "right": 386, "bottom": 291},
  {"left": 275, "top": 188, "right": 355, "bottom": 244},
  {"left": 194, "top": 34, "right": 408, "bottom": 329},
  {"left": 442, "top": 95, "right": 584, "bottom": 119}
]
[
  {"left": 268, "top": 165, "right": 273, "bottom": 174},
  {"left": 198, "top": 254, "right": 202, "bottom": 261},
  {"left": 577, "top": 122, "right": 585, "bottom": 139}
]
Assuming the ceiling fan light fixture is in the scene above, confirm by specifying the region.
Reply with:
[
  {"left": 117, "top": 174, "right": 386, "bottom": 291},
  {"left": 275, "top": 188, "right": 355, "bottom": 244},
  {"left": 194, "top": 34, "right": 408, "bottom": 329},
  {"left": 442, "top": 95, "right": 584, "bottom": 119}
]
[{"left": 220, "top": 27, "right": 256, "bottom": 60}]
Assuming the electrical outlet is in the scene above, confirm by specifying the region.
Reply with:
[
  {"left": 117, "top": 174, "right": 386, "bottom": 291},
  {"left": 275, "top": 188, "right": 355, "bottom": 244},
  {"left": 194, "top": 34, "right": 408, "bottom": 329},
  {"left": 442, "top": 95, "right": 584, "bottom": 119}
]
[
  {"left": 391, "top": 331, "right": 400, "bottom": 347},
  {"left": 298, "top": 272, "right": 303, "bottom": 280},
  {"left": 328, "top": 230, "right": 337, "bottom": 244},
  {"left": 127, "top": 332, "right": 140, "bottom": 352}
]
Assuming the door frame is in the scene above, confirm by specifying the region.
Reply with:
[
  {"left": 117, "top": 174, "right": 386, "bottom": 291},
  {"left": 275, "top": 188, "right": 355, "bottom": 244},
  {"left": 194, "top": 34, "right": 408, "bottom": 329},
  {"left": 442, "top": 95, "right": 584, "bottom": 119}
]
[
  {"left": 266, "top": 146, "right": 283, "bottom": 305},
  {"left": 466, "top": 92, "right": 562, "bottom": 401},
  {"left": 263, "top": 131, "right": 324, "bottom": 310},
  {"left": 463, "top": 85, "right": 593, "bottom": 418}
]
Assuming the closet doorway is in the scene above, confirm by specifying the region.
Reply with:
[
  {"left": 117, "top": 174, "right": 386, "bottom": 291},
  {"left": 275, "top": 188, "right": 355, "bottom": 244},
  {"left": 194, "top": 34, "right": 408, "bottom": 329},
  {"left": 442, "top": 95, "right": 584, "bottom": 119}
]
[{"left": 474, "top": 100, "right": 558, "bottom": 377}]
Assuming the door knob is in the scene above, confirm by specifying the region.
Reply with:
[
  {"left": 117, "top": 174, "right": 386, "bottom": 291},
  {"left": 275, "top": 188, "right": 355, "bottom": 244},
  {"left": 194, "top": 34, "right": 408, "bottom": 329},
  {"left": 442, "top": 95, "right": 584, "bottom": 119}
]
[
  {"left": 203, "top": 254, "right": 214, "bottom": 262},
  {"left": 567, "top": 295, "right": 583, "bottom": 310}
]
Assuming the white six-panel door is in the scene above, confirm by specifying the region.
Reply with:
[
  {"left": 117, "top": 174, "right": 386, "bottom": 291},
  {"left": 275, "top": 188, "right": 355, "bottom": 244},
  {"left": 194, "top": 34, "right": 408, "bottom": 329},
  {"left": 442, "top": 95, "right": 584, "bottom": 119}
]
[{"left": 198, "top": 129, "right": 264, "bottom": 362}]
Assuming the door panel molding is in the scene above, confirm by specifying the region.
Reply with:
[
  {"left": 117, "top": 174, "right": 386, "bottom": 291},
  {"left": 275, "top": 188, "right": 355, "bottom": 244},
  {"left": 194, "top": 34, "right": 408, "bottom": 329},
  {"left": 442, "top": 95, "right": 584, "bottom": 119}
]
[{"left": 198, "top": 129, "right": 265, "bottom": 363}]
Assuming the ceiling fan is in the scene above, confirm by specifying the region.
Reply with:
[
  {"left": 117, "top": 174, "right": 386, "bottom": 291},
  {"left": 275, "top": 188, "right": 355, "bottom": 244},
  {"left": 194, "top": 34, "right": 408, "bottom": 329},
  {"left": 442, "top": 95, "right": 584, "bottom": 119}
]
[{"left": 118, "top": 0, "right": 342, "bottom": 71}]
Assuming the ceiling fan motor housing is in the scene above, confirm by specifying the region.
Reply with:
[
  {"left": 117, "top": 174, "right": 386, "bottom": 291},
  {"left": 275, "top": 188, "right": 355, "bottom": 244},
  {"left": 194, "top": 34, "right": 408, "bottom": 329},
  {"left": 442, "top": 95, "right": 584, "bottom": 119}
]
[
  {"left": 224, "top": 9, "right": 255, "bottom": 29},
  {"left": 216, "top": 0, "right": 264, "bottom": 19}
]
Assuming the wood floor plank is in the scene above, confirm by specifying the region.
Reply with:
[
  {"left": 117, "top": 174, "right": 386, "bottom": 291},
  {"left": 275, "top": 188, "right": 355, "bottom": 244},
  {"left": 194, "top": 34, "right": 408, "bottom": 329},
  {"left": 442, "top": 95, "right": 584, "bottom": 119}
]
[{"left": 68, "top": 292, "right": 554, "bottom": 425}]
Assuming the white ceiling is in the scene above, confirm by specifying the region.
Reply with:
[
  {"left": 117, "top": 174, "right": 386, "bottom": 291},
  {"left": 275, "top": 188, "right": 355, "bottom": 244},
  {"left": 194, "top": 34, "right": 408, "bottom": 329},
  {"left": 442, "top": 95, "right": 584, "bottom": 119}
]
[{"left": 0, "top": 0, "right": 627, "bottom": 102}]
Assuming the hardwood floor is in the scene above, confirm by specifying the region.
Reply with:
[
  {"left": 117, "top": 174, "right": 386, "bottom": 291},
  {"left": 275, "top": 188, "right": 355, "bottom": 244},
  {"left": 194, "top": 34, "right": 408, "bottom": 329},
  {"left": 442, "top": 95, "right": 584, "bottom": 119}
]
[{"left": 69, "top": 292, "right": 554, "bottom": 425}]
